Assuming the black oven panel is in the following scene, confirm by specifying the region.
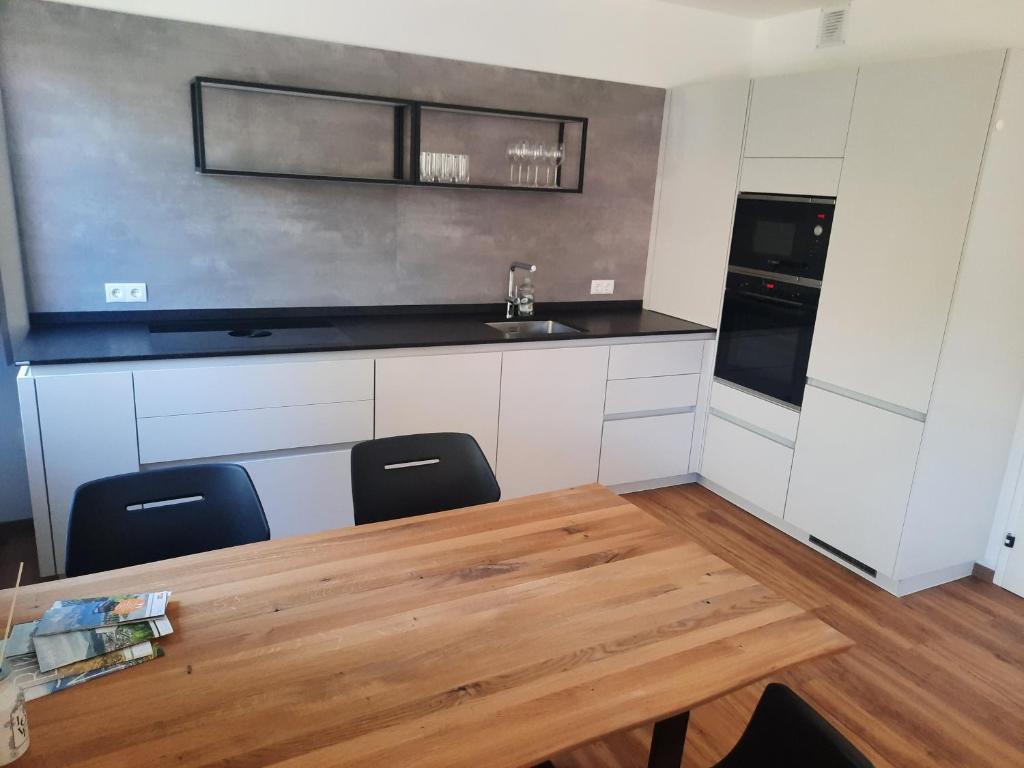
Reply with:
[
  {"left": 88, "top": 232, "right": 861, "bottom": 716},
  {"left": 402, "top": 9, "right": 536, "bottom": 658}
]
[
  {"left": 714, "top": 271, "right": 821, "bottom": 407},
  {"left": 729, "top": 194, "right": 835, "bottom": 281}
]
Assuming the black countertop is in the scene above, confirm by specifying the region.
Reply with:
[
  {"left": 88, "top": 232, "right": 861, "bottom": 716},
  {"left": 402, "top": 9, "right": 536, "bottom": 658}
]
[{"left": 13, "top": 302, "right": 715, "bottom": 365}]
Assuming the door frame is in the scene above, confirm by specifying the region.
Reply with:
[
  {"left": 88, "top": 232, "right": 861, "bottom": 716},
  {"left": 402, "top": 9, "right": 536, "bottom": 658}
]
[{"left": 994, "top": 396, "right": 1024, "bottom": 593}]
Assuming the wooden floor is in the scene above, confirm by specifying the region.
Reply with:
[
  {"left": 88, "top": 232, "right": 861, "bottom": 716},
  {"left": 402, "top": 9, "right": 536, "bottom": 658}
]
[{"left": 5, "top": 484, "right": 1023, "bottom": 766}]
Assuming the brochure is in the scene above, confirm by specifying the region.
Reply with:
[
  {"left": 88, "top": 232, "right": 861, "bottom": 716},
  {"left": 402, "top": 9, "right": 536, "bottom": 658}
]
[
  {"left": 34, "top": 592, "right": 171, "bottom": 636},
  {"left": 34, "top": 616, "right": 173, "bottom": 672}
]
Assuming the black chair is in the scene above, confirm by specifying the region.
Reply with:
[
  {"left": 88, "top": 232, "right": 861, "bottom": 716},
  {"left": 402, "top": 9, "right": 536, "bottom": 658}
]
[
  {"left": 65, "top": 463, "right": 270, "bottom": 577},
  {"left": 711, "top": 683, "right": 874, "bottom": 767},
  {"left": 350, "top": 432, "right": 500, "bottom": 525}
]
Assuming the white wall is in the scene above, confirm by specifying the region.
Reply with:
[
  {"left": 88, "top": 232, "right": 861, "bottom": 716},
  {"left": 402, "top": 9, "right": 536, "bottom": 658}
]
[
  {"left": 752, "top": 0, "right": 1024, "bottom": 74},
  {"left": 49, "top": 0, "right": 754, "bottom": 87}
]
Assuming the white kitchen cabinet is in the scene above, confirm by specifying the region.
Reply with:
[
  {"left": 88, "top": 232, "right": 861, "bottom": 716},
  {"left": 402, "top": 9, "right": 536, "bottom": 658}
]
[
  {"left": 899, "top": 49, "right": 1024, "bottom": 581},
  {"left": 646, "top": 79, "right": 749, "bottom": 328},
  {"left": 375, "top": 352, "right": 501, "bottom": 468},
  {"left": 599, "top": 413, "right": 693, "bottom": 487},
  {"left": 137, "top": 400, "right": 373, "bottom": 464},
  {"left": 700, "top": 414, "right": 793, "bottom": 519},
  {"left": 604, "top": 374, "right": 698, "bottom": 416},
  {"left": 744, "top": 68, "right": 858, "bottom": 158},
  {"left": 238, "top": 448, "right": 354, "bottom": 538},
  {"left": 497, "top": 346, "right": 609, "bottom": 498},
  {"left": 785, "top": 386, "right": 925, "bottom": 577},
  {"left": 134, "top": 359, "right": 373, "bottom": 417},
  {"left": 738, "top": 157, "right": 843, "bottom": 197},
  {"left": 33, "top": 371, "right": 140, "bottom": 573},
  {"left": 807, "top": 50, "right": 1005, "bottom": 414},
  {"left": 709, "top": 381, "right": 799, "bottom": 443},
  {"left": 607, "top": 340, "right": 703, "bottom": 380}
]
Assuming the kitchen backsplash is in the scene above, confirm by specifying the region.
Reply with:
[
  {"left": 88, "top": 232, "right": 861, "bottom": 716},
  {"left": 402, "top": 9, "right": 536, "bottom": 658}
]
[{"left": 0, "top": 0, "right": 665, "bottom": 312}]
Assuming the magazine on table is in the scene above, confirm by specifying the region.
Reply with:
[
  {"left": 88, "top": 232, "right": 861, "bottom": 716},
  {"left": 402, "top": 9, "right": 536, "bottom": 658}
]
[
  {"left": 34, "top": 592, "right": 172, "bottom": 636},
  {"left": 8, "top": 643, "right": 164, "bottom": 702},
  {"left": 33, "top": 616, "right": 174, "bottom": 672}
]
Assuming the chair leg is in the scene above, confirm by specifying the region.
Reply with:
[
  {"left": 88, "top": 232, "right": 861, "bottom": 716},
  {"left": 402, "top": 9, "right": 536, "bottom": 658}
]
[{"left": 647, "top": 711, "right": 690, "bottom": 768}]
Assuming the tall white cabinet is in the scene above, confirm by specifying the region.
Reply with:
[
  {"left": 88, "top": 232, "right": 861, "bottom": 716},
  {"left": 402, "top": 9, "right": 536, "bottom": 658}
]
[
  {"left": 786, "top": 50, "right": 1013, "bottom": 590},
  {"left": 646, "top": 79, "right": 750, "bottom": 328}
]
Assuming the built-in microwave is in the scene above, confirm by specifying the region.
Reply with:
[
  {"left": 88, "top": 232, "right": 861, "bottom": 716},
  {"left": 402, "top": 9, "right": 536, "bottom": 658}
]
[{"left": 728, "top": 193, "right": 835, "bottom": 281}]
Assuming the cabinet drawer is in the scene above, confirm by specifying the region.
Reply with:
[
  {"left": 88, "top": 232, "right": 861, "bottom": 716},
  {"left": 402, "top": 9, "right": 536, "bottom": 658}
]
[
  {"left": 138, "top": 401, "right": 373, "bottom": 464},
  {"left": 238, "top": 448, "right": 354, "bottom": 538},
  {"left": 134, "top": 359, "right": 373, "bottom": 417},
  {"left": 710, "top": 381, "right": 799, "bottom": 443},
  {"left": 607, "top": 341, "right": 703, "bottom": 380},
  {"left": 701, "top": 414, "right": 793, "bottom": 517},
  {"left": 605, "top": 375, "right": 698, "bottom": 416},
  {"left": 599, "top": 413, "right": 694, "bottom": 486}
]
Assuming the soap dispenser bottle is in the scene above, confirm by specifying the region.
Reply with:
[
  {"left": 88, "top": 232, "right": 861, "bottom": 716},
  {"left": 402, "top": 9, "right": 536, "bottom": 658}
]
[{"left": 517, "top": 277, "right": 535, "bottom": 317}]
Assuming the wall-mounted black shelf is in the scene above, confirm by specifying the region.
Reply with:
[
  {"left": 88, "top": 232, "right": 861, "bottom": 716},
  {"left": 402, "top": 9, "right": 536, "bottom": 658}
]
[{"left": 190, "top": 77, "right": 588, "bottom": 193}]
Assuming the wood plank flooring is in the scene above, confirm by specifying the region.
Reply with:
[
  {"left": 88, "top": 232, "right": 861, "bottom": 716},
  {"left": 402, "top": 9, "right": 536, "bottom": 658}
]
[{"left": 5, "top": 484, "right": 1023, "bottom": 766}]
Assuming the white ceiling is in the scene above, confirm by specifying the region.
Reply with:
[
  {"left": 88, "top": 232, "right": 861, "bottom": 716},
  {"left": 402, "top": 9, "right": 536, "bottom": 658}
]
[{"left": 661, "top": 0, "right": 829, "bottom": 19}]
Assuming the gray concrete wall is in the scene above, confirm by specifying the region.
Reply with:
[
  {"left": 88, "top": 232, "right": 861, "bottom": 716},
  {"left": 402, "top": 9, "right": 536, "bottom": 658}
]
[
  {"left": 0, "top": 93, "right": 30, "bottom": 523},
  {"left": 0, "top": 0, "right": 665, "bottom": 312}
]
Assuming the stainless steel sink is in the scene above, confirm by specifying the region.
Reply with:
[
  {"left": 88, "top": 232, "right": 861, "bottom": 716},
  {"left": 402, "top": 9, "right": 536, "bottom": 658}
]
[{"left": 485, "top": 320, "right": 584, "bottom": 336}]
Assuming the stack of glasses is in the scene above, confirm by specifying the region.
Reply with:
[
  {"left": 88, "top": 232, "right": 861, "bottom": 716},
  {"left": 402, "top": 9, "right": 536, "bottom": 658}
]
[{"left": 420, "top": 152, "right": 470, "bottom": 184}]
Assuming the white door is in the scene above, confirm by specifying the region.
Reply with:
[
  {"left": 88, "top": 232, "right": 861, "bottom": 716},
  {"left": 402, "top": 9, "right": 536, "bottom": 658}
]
[
  {"left": 497, "top": 346, "right": 609, "bottom": 498},
  {"left": 646, "top": 78, "right": 749, "bottom": 328},
  {"left": 785, "top": 385, "right": 924, "bottom": 578},
  {"left": 807, "top": 50, "right": 1005, "bottom": 414},
  {"left": 375, "top": 352, "right": 502, "bottom": 469}
]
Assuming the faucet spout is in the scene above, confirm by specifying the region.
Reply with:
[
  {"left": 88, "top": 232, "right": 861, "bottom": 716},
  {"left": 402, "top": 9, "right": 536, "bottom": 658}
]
[{"left": 506, "top": 262, "right": 537, "bottom": 319}]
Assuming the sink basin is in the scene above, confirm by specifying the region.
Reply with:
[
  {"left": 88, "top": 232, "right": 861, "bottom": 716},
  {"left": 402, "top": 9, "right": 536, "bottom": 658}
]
[{"left": 485, "top": 320, "right": 584, "bottom": 336}]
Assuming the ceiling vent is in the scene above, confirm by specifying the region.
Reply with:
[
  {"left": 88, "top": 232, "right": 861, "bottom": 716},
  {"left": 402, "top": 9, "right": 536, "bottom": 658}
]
[{"left": 817, "top": 5, "right": 849, "bottom": 48}]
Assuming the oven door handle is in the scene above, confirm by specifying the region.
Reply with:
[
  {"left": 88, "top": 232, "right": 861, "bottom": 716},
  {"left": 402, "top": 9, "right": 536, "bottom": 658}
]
[{"left": 733, "top": 290, "right": 810, "bottom": 309}]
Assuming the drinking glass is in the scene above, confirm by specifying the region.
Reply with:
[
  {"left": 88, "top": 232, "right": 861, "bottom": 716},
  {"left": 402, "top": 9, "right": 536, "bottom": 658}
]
[
  {"left": 552, "top": 143, "right": 565, "bottom": 187},
  {"left": 419, "top": 151, "right": 434, "bottom": 183},
  {"left": 456, "top": 154, "right": 470, "bottom": 183},
  {"left": 530, "top": 143, "right": 544, "bottom": 186},
  {"left": 506, "top": 142, "right": 518, "bottom": 185}
]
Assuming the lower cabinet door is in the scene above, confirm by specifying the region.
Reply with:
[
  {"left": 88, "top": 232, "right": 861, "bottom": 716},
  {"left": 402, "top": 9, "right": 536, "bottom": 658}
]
[
  {"left": 237, "top": 448, "right": 355, "bottom": 538},
  {"left": 599, "top": 413, "right": 694, "bottom": 486},
  {"left": 700, "top": 414, "right": 793, "bottom": 518},
  {"left": 375, "top": 352, "right": 501, "bottom": 469},
  {"left": 497, "top": 346, "right": 609, "bottom": 498},
  {"left": 785, "top": 386, "right": 924, "bottom": 576}
]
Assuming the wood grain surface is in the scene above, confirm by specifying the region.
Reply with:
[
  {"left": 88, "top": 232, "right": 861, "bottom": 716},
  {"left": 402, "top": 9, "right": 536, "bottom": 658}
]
[{"left": 0, "top": 484, "right": 849, "bottom": 768}]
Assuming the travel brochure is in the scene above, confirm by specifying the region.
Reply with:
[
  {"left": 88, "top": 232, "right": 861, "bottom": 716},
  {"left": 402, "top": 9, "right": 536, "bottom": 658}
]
[{"left": 2, "top": 591, "right": 172, "bottom": 701}]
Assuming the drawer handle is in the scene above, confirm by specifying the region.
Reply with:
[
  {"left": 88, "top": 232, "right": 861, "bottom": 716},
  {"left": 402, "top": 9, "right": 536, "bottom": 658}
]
[
  {"left": 127, "top": 495, "right": 204, "bottom": 511},
  {"left": 385, "top": 459, "right": 441, "bottom": 471}
]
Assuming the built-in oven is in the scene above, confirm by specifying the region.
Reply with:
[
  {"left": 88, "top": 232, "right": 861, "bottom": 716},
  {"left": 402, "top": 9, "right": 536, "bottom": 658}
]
[{"left": 714, "top": 193, "right": 835, "bottom": 408}]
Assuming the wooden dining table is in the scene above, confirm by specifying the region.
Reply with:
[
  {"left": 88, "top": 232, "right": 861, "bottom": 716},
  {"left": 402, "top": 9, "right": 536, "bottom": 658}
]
[{"left": 1, "top": 484, "right": 851, "bottom": 768}]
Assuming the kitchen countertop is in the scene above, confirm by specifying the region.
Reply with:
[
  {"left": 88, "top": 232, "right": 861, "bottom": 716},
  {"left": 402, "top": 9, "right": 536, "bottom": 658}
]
[{"left": 13, "top": 302, "right": 714, "bottom": 365}]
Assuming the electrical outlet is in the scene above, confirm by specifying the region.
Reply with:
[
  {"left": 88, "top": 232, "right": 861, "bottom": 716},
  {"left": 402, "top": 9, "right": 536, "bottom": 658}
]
[
  {"left": 590, "top": 279, "right": 615, "bottom": 295},
  {"left": 105, "top": 283, "right": 148, "bottom": 303}
]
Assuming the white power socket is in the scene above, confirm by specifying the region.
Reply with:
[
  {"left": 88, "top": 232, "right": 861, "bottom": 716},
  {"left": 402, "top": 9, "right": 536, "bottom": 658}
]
[
  {"left": 105, "top": 283, "right": 148, "bottom": 303},
  {"left": 590, "top": 279, "right": 615, "bottom": 295}
]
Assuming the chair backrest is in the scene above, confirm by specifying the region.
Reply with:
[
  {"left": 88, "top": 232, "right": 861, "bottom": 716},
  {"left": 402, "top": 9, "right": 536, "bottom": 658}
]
[
  {"left": 350, "top": 432, "right": 500, "bottom": 525},
  {"left": 65, "top": 463, "right": 270, "bottom": 577},
  {"left": 715, "top": 683, "right": 874, "bottom": 767}
]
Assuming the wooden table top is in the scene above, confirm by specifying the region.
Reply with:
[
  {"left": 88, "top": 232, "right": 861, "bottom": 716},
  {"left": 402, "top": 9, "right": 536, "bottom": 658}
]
[{"left": 2, "top": 484, "right": 851, "bottom": 768}]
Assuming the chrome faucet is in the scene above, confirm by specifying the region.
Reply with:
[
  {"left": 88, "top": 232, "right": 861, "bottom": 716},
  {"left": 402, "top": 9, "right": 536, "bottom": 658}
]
[{"left": 506, "top": 261, "right": 537, "bottom": 318}]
